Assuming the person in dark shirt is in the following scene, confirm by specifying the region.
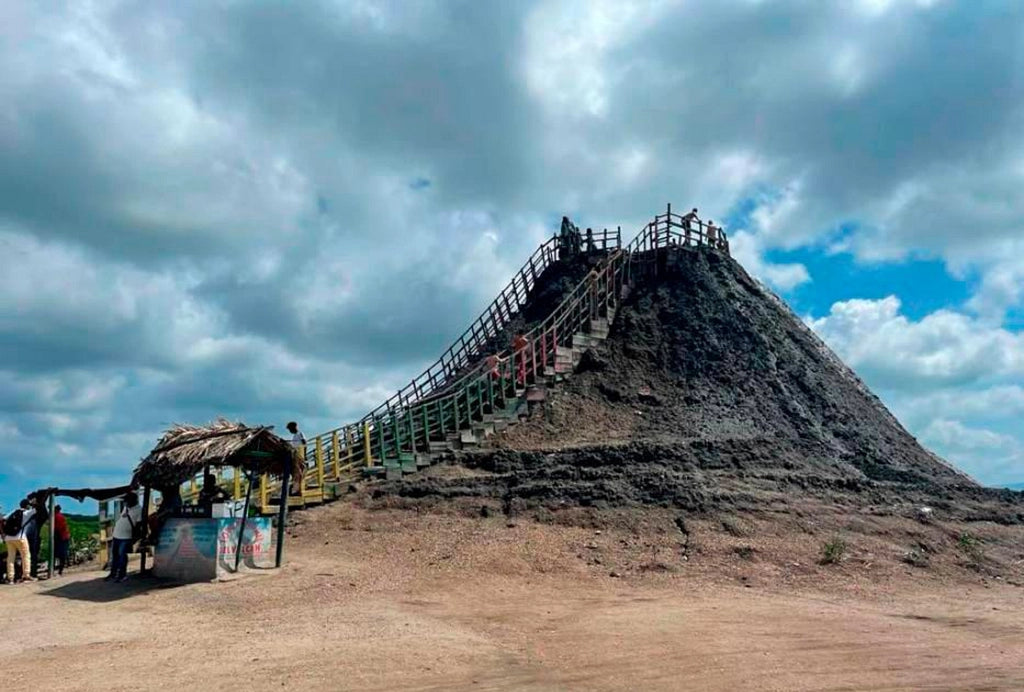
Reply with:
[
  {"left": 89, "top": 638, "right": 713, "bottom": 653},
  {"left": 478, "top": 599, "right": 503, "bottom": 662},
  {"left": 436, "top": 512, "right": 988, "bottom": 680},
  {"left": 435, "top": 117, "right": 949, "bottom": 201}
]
[
  {"left": 25, "top": 493, "right": 48, "bottom": 578},
  {"left": 198, "top": 474, "right": 229, "bottom": 506}
]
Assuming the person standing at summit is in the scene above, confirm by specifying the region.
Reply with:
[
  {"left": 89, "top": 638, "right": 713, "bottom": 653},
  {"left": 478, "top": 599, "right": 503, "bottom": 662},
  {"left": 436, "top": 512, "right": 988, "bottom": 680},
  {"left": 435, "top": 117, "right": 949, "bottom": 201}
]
[
  {"left": 286, "top": 421, "right": 306, "bottom": 496},
  {"left": 681, "top": 208, "right": 699, "bottom": 244}
]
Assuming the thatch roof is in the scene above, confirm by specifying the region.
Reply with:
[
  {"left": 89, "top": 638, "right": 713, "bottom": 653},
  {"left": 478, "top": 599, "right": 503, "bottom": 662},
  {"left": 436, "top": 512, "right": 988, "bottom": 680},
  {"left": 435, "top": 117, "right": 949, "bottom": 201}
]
[{"left": 132, "top": 419, "right": 300, "bottom": 488}]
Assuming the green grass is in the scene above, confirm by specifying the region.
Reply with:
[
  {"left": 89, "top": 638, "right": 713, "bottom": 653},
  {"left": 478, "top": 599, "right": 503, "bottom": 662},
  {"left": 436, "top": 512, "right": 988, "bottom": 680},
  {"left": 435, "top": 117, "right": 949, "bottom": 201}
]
[
  {"left": 2, "top": 513, "right": 99, "bottom": 565},
  {"left": 956, "top": 531, "right": 984, "bottom": 562},
  {"left": 819, "top": 536, "right": 847, "bottom": 565}
]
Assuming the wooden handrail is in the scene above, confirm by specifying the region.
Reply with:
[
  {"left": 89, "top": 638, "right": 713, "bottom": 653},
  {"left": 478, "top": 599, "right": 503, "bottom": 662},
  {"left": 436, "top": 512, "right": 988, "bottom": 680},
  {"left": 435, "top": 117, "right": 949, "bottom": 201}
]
[{"left": 292, "top": 206, "right": 727, "bottom": 479}]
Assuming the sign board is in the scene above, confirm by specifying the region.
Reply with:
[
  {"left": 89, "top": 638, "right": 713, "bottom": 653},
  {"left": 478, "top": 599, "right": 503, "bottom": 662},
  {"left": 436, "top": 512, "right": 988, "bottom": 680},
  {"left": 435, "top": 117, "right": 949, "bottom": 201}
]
[{"left": 153, "top": 517, "right": 272, "bottom": 582}]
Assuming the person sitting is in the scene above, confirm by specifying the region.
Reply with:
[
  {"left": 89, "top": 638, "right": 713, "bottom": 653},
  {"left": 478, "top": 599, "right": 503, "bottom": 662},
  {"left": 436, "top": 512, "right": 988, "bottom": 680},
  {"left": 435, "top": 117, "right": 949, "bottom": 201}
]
[
  {"left": 198, "top": 474, "right": 229, "bottom": 507},
  {"left": 145, "top": 484, "right": 182, "bottom": 546}
]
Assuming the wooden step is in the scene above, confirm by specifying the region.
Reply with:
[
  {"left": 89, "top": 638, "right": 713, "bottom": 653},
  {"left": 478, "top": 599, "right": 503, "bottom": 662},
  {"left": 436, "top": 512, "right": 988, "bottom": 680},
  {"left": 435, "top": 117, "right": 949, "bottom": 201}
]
[
  {"left": 572, "top": 333, "right": 598, "bottom": 349},
  {"left": 472, "top": 422, "right": 494, "bottom": 437}
]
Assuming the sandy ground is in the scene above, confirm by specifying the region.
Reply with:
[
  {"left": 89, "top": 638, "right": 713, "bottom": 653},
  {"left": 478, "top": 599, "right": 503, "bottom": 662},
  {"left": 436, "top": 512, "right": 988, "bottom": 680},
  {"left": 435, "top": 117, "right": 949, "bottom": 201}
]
[{"left": 2, "top": 505, "right": 1023, "bottom": 692}]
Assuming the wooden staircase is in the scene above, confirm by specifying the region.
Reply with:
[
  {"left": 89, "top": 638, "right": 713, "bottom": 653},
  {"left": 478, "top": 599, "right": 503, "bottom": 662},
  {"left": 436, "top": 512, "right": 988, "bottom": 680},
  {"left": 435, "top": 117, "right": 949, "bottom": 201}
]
[{"left": 245, "top": 205, "right": 729, "bottom": 515}]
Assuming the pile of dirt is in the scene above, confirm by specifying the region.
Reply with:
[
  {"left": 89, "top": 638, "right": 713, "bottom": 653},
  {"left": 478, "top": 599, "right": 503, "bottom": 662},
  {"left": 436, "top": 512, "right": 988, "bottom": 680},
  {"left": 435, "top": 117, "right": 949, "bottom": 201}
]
[{"left": 373, "top": 248, "right": 1024, "bottom": 526}]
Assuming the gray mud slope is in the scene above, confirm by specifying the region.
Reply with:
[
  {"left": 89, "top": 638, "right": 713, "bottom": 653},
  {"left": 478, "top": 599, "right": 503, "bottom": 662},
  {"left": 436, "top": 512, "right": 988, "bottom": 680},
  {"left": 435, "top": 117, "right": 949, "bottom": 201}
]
[{"left": 376, "top": 249, "right": 1023, "bottom": 521}]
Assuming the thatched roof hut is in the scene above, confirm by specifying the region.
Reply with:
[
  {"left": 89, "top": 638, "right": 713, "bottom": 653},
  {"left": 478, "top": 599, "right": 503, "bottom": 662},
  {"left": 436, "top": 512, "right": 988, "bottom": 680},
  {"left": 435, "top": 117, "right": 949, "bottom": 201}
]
[{"left": 132, "top": 419, "right": 300, "bottom": 488}]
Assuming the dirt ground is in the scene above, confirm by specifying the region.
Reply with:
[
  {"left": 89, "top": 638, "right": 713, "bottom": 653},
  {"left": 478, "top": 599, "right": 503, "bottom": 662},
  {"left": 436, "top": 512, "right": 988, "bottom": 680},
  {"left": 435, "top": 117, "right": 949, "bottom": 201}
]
[{"left": 2, "top": 503, "right": 1023, "bottom": 691}]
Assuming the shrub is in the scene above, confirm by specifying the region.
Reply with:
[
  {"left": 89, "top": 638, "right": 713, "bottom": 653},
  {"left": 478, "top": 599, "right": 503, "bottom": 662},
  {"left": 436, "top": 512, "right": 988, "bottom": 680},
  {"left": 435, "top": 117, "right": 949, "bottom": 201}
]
[
  {"left": 819, "top": 536, "right": 846, "bottom": 565},
  {"left": 957, "top": 531, "right": 984, "bottom": 562},
  {"left": 902, "top": 548, "right": 929, "bottom": 568},
  {"left": 733, "top": 545, "right": 756, "bottom": 560}
]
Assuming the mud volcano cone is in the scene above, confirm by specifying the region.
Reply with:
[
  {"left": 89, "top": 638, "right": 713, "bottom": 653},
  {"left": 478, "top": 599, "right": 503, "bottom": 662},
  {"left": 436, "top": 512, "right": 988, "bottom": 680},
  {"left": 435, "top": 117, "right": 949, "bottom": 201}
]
[{"left": 379, "top": 248, "right": 1022, "bottom": 524}]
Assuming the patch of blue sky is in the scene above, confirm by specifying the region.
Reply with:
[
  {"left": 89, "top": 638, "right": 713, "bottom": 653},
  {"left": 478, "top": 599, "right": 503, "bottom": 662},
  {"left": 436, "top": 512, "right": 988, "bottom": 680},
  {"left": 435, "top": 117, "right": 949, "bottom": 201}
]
[
  {"left": 769, "top": 247, "right": 975, "bottom": 321},
  {"left": 721, "top": 193, "right": 977, "bottom": 321}
]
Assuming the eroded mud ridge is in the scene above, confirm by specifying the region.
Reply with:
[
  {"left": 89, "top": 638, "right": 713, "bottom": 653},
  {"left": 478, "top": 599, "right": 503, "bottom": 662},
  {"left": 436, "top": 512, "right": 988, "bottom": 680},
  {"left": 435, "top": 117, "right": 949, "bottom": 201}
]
[
  {"left": 376, "top": 441, "right": 1023, "bottom": 524},
  {"left": 376, "top": 248, "right": 1023, "bottom": 521}
]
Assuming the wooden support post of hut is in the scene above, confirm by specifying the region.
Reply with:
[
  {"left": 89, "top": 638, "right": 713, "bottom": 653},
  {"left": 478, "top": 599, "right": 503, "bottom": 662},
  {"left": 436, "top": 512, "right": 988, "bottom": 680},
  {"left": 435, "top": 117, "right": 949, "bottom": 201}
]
[{"left": 131, "top": 419, "right": 301, "bottom": 582}]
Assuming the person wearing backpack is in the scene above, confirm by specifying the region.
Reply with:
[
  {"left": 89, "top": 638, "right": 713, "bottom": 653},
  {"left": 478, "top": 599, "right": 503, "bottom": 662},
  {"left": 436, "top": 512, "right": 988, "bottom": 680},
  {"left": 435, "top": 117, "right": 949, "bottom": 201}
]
[
  {"left": 106, "top": 491, "right": 142, "bottom": 583},
  {"left": 4, "top": 499, "right": 36, "bottom": 583}
]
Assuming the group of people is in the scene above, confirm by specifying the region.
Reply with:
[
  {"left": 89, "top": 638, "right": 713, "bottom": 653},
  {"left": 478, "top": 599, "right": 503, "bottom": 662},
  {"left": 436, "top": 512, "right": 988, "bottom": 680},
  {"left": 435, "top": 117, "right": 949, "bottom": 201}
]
[
  {"left": 558, "top": 216, "right": 604, "bottom": 257},
  {"left": 679, "top": 208, "right": 728, "bottom": 251},
  {"left": 5, "top": 419, "right": 309, "bottom": 586},
  {"left": 2, "top": 494, "right": 71, "bottom": 585}
]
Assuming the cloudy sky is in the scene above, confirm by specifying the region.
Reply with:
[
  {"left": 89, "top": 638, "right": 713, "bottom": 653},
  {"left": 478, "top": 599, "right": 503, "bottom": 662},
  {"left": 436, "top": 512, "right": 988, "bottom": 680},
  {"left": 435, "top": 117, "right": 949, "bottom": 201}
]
[{"left": 2, "top": 0, "right": 1023, "bottom": 512}]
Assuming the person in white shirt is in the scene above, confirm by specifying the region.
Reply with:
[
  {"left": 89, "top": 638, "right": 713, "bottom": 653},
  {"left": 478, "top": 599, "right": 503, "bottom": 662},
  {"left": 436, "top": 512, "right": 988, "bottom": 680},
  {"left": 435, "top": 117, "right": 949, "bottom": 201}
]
[
  {"left": 681, "top": 208, "right": 699, "bottom": 244},
  {"left": 286, "top": 421, "right": 306, "bottom": 449},
  {"left": 286, "top": 421, "right": 306, "bottom": 496},
  {"left": 3, "top": 499, "right": 36, "bottom": 583},
  {"left": 106, "top": 491, "right": 142, "bottom": 583}
]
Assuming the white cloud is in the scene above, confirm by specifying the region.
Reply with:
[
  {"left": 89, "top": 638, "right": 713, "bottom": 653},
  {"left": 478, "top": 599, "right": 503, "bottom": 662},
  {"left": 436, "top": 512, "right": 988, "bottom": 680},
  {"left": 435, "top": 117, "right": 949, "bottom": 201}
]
[
  {"left": 916, "top": 419, "right": 1024, "bottom": 486},
  {"left": 810, "top": 298, "right": 1024, "bottom": 484},
  {"left": 809, "top": 296, "right": 1024, "bottom": 388},
  {"left": 727, "top": 187, "right": 811, "bottom": 292},
  {"left": 730, "top": 230, "right": 810, "bottom": 292}
]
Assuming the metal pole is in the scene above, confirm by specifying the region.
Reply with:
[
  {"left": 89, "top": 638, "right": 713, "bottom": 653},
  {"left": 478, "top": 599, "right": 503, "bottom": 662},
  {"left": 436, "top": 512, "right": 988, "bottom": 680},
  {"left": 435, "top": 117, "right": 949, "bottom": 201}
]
[
  {"left": 235, "top": 468, "right": 255, "bottom": 572},
  {"left": 47, "top": 493, "right": 55, "bottom": 579},
  {"left": 275, "top": 462, "right": 291, "bottom": 568},
  {"left": 139, "top": 486, "right": 151, "bottom": 574}
]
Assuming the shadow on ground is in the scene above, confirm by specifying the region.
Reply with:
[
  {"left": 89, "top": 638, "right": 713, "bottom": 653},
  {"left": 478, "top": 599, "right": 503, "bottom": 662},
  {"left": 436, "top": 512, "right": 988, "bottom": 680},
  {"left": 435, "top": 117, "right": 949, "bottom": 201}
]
[{"left": 40, "top": 574, "right": 184, "bottom": 603}]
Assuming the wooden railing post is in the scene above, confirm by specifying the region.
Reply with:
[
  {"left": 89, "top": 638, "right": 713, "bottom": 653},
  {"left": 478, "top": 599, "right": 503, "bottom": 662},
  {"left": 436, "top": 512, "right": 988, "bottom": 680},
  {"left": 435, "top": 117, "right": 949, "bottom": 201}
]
[
  {"left": 315, "top": 437, "right": 325, "bottom": 491},
  {"left": 331, "top": 431, "right": 340, "bottom": 479},
  {"left": 364, "top": 421, "right": 373, "bottom": 467}
]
